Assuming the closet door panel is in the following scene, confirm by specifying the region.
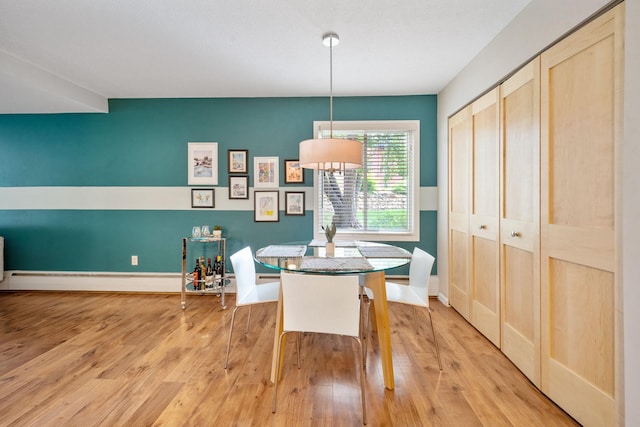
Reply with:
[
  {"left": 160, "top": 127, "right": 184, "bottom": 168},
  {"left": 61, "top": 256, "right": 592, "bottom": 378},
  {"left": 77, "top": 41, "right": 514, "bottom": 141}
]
[
  {"left": 540, "top": 5, "right": 622, "bottom": 426},
  {"left": 450, "top": 230, "right": 469, "bottom": 318},
  {"left": 470, "top": 89, "right": 500, "bottom": 346},
  {"left": 500, "top": 58, "right": 540, "bottom": 385},
  {"left": 502, "top": 245, "right": 535, "bottom": 376},
  {"left": 448, "top": 107, "right": 472, "bottom": 320}
]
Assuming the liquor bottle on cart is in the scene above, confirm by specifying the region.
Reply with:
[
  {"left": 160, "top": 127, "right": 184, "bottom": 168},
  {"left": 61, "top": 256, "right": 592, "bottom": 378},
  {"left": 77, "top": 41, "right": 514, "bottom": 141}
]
[
  {"left": 206, "top": 258, "right": 213, "bottom": 290},
  {"left": 214, "top": 255, "right": 222, "bottom": 287},
  {"left": 192, "top": 259, "right": 200, "bottom": 290},
  {"left": 199, "top": 256, "right": 207, "bottom": 290}
]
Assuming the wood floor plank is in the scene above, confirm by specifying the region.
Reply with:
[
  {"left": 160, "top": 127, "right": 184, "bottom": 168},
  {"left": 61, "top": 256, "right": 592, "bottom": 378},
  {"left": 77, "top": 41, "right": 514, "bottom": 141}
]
[
  {"left": 28, "top": 378, "right": 124, "bottom": 427},
  {"left": 0, "top": 291, "right": 579, "bottom": 426}
]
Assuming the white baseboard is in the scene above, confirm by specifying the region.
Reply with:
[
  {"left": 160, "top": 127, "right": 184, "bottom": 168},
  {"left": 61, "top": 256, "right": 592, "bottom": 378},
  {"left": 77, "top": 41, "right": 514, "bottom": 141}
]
[
  {"left": 437, "top": 291, "right": 450, "bottom": 307},
  {"left": 0, "top": 270, "right": 440, "bottom": 297}
]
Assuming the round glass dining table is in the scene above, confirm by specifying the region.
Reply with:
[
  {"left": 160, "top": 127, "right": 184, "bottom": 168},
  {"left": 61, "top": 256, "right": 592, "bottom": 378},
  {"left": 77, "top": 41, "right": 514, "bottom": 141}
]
[
  {"left": 255, "top": 240, "right": 412, "bottom": 390},
  {"left": 254, "top": 240, "right": 412, "bottom": 274}
]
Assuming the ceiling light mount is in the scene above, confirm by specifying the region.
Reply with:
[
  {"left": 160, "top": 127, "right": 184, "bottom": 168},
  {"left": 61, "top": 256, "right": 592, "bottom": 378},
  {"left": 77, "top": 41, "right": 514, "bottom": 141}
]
[{"left": 322, "top": 33, "right": 339, "bottom": 47}]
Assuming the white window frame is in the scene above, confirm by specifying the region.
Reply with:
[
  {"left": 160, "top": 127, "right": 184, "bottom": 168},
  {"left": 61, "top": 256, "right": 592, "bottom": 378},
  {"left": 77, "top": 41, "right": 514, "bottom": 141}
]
[{"left": 312, "top": 120, "right": 420, "bottom": 242}]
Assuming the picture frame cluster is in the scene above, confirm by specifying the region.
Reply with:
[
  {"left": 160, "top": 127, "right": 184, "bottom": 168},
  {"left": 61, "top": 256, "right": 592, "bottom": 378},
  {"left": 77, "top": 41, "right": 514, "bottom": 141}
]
[{"left": 188, "top": 143, "right": 305, "bottom": 219}]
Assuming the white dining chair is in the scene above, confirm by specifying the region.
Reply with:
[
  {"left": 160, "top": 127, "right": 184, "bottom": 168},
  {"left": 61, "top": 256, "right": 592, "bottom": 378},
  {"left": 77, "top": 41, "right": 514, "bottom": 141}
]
[
  {"left": 363, "top": 247, "right": 442, "bottom": 370},
  {"left": 224, "top": 246, "right": 280, "bottom": 369},
  {"left": 272, "top": 272, "right": 367, "bottom": 425}
]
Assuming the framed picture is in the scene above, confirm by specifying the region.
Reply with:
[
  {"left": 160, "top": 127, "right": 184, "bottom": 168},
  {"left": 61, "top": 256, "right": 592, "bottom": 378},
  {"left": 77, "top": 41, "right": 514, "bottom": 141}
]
[
  {"left": 228, "top": 149, "right": 248, "bottom": 174},
  {"left": 228, "top": 175, "right": 249, "bottom": 199},
  {"left": 188, "top": 142, "right": 218, "bottom": 185},
  {"left": 284, "top": 159, "right": 304, "bottom": 184},
  {"left": 254, "top": 190, "right": 279, "bottom": 222},
  {"left": 191, "top": 188, "right": 215, "bottom": 208},
  {"left": 254, "top": 156, "right": 279, "bottom": 188},
  {"left": 285, "top": 191, "right": 305, "bottom": 216}
]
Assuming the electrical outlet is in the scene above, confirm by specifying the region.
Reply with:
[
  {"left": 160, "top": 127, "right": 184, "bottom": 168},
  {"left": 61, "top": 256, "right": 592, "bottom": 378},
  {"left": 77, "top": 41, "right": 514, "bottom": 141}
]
[{"left": 131, "top": 255, "right": 138, "bottom": 266}]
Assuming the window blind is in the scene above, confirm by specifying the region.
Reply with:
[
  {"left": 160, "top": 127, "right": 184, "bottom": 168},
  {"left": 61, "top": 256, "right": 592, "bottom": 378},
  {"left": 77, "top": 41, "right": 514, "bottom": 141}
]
[{"left": 316, "top": 126, "right": 415, "bottom": 235}]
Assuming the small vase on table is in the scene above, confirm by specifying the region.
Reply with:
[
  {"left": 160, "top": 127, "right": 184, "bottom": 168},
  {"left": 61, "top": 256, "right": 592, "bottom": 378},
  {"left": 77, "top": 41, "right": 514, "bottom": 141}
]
[
  {"left": 325, "top": 242, "right": 335, "bottom": 257},
  {"left": 323, "top": 223, "right": 336, "bottom": 257}
]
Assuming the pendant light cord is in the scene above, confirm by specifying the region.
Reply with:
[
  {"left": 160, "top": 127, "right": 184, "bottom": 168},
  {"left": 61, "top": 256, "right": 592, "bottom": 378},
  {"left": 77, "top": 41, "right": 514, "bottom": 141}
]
[{"left": 329, "top": 36, "right": 334, "bottom": 138}]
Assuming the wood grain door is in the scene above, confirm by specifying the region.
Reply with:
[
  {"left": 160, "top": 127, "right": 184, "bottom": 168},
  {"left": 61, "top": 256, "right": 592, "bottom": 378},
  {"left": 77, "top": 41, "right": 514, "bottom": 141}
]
[
  {"left": 469, "top": 89, "right": 500, "bottom": 346},
  {"left": 448, "top": 106, "right": 471, "bottom": 320},
  {"left": 540, "top": 5, "right": 623, "bottom": 426},
  {"left": 500, "top": 58, "right": 540, "bottom": 385}
]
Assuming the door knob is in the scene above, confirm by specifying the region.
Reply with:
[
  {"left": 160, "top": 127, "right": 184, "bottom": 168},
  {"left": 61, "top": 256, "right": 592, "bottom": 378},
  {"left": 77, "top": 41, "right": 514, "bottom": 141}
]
[{"left": 511, "top": 231, "right": 520, "bottom": 238}]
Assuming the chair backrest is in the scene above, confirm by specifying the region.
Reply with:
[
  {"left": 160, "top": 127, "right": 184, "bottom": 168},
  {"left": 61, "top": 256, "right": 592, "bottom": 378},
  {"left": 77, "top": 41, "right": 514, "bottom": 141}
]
[
  {"left": 408, "top": 247, "right": 435, "bottom": 301},
  {"left": 280, "top": 272, "right": 361, "bottom": 338},
  {"left": 230, "top": 246, "right": 257, "bottom": 303}
]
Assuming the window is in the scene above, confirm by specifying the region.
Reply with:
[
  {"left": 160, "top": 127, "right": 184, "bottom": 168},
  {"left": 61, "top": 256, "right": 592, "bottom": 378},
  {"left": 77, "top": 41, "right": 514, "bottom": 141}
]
[{"left": 313, "top": 120, "right": 420, "bottom": 241}]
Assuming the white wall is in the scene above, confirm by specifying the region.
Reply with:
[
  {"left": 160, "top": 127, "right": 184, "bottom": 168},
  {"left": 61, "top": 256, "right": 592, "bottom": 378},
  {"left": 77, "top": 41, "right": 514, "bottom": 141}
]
[{"left": 436, "top": 0, "right": 639, "bottom": 425}]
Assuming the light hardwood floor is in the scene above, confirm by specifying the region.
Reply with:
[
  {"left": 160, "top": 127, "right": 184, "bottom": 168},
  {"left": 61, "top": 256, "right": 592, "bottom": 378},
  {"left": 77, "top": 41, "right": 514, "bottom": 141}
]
[{"left": 0, "top": 291, "right": 579, "bottom": 426}]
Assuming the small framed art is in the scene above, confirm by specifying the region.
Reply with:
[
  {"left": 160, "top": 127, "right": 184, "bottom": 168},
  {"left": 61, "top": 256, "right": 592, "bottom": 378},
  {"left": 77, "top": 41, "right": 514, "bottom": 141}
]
[
  {"left": 188, "top": 142, "right": 218, "bottom": 185},
  {"left": 254, "top": 156, "right": 279, "bottom": 188},
  {"left": 228, "top": 149, "right": 248, "bottom": 174},
  {"left": 254, "top": 190, "right": 279, "bottom": 222},
  {"left": 284, "top": 159, "right": 304, "bottom": 184},
  {"left": 285, "top": 191, "right": 305, "bottom": 216},
  {"left": 228, "top": 175, "right": 249, "bottom": 199},
  {"left": 191, "top": 188, "right": 215, "bottom": 208}
]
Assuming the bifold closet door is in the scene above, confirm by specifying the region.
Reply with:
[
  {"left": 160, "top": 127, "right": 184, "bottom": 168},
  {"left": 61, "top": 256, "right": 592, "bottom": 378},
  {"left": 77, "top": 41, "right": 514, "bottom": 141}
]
[
  {"left": 500, "top": 58, "right": 540, "bottom": 385},
  {"left": 469, "top": 89, "right": 500, "bottom": 346},
  {"left": 448, "top": 106, "right": 471, "bottom": 320},
  {"left": 540, "top": 5, "right": 623, "bottom": 426}
]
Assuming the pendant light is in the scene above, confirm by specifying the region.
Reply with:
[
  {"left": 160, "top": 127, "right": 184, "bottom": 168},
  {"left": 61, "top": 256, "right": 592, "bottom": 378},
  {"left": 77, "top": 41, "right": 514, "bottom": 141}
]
[{"left": 299, "top": 33, "right": 362, "bottom": 172}]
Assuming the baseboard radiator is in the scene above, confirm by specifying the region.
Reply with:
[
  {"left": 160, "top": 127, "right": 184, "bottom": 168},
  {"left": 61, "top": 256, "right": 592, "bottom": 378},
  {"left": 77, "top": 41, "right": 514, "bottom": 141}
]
[
  {"left": 1, "top": 271, "right": 440, "bottom": 298},
  {"left": 1, "top": 271, "right": 189, "bottom": 293}
]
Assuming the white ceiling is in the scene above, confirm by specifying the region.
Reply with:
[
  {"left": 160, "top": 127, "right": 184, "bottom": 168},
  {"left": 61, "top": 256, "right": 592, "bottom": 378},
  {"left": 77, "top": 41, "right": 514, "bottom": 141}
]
[{"left": 0, "top": 0, "right": 532, "bottom": 114}]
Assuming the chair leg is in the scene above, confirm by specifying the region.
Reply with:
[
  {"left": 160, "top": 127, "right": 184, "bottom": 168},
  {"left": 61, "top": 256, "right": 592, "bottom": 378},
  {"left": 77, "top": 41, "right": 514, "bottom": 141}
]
[
  {"left": 296, "top": 332, "right": 301, "bottom": 369},
  {"left": 427, "top": 308, "right": 443, "bottom": 371},
  {"left": 272, "top": 332, "right": 288, "bottom": 413},
  {"left": 224, "top": 306, "right": 240, "bottom": 369},
  {"left": 245, "top": 305, "right": 253, "bottom": 333},
  {"left": 354, "top": 337, "right": 368, "bottom": 425},
  {"left": 358, "top": 288, "right": 365, "bottom": 337}
]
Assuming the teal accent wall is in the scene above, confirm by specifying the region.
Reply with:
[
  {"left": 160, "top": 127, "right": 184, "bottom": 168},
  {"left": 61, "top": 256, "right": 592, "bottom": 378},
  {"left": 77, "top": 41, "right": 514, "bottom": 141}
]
[{"left": 0, "top": 96, "right": 437, "bottom": 273}]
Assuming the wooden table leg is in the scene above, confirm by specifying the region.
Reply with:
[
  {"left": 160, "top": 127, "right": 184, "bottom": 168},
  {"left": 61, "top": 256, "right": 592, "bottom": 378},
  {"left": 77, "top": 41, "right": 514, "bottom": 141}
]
[
  {"left": 270, "top": 279, "right": 285, "bottom": 384},
  {"left": 366, "top": 270, "right": 394, "bottom": 390}
]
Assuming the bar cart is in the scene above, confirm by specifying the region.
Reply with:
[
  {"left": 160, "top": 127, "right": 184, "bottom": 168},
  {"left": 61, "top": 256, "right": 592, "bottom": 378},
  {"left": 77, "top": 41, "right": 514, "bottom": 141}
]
[{"left": 181, "top": 236, "right": 228, "bottom": 310}]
